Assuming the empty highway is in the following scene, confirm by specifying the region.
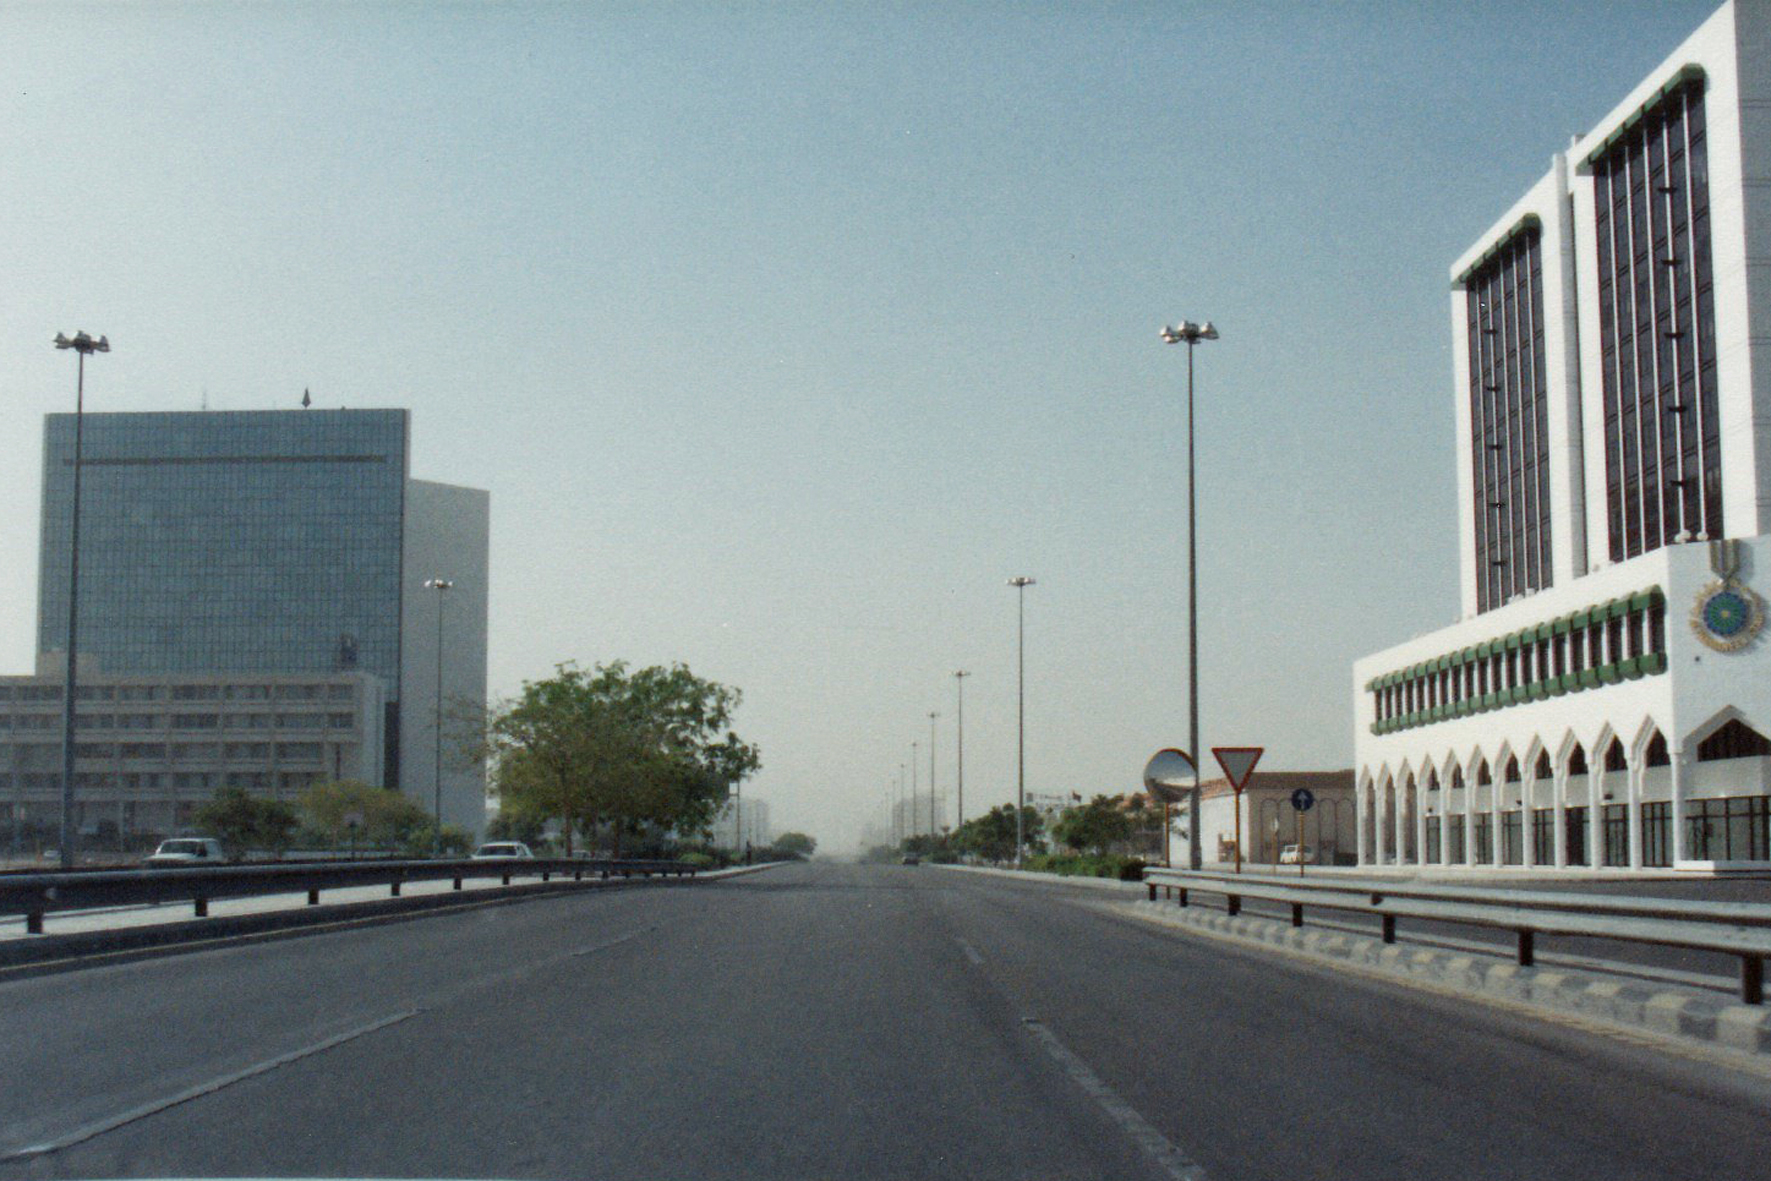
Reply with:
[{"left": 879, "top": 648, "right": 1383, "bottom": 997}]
[{"left": 2, "top": 862, "right": 1767, "bottom": 1181}]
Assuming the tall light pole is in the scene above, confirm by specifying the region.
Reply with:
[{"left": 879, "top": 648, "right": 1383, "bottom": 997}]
[
  {"left": 1160, "top": 319, "right": 1217, "bottom": 871},
  {"left": 953, "top": 671, "right": 970, "bottom": 829},
  {"left": 422, "top": 578, "right": 454, "bottom": 854},
  {"left": 53, "top": 330, "right": 109, "bottom": 870},
  {"left": 911, "top": 740, "right": 919, "bottom": 840},
  {"left": 927, "top": 711, "right": 938, "bottom": 838},
  {"left": 1009, "top": 576, "right": 1036, "bottom": 867},
  {"left": 897, "top": 762, "right": 906, "bottom": 845}
]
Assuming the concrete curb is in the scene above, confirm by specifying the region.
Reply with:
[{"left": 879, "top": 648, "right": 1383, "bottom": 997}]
[
  {"left": 1115, "top": 897, "right": 1771, "bottom": 1059},
  {"left": 0, "top": 860, "right": 790, "bottom": 978},
  {"left": 932, "top": 862, "right": 1146, "bottom": 893}
]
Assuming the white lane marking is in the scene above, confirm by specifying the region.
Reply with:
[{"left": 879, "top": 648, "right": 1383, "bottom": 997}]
[
  {"left": 2, "top": 1008, "right": 422, "bottom": 1161},
  {"left": 569, "top": 924, "right": 657, "bottom": 958},
  {"left": 955, "top": 937, "right": 984, "bottom": 965},
  {"left": 1021, "top": 1017, "right": 1208, "bottom": 1181}
]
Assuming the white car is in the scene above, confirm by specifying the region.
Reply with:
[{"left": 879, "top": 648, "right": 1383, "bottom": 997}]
[
  {"left": 145, "top": 837, "right": 228, "bottom": 866},
  {"left": 1279, "top": 844, "right": 1317, "bottom": 865},
  {"left": 471, "top": 842, "right": 536, "bottom": 860}
]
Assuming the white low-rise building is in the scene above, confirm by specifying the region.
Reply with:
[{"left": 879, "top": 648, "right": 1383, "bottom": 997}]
[{"left": 1355, "top": 0, "right": 1771, "bottom": 871}]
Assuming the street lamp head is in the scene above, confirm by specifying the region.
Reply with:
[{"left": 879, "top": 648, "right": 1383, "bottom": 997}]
[
  {"left": 423, "top": 578, "right": 455, "bottom": 590},
  {"left": 1160, "top": 321, "right": 1217, "bottom": 345},
  {"left": 1008, "top": 576, "right": 1036, "bottom": 588},
  {"left": 54, "top": 330, "right": 110, "bottom": 355}
]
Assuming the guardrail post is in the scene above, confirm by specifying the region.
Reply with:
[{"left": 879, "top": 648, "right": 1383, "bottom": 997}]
[
  {"left": 194, "top": 897, "right": 208, "bottom": 918},
  {"left": 600, "top": 870, "right": 609, "bottom": 880},
  {"left": 1517, "top": 929, "right": 1535, "bottom": 967},
  {"left": 574, "top": 868, "right": 583, "bottom": 881},
  {"left": 307, "top": 889, "right": 320, "bottom": 906},
  {"left": 1226, "top": 894, "right": 1240, "bottom": 917},
  {"left": 502, "top": 871, "right": 511, "bottom": 886},
  {"left": 453, "top": 876, "right": 462, "bottom": 890},
  {"left": 1381, "top": 914, "right": 1396, "bottom": 944},
  {"left": 1147, "top": 883, "right": 1157, "bottom": 902},
  {"left": 1744, "top": 955, "right": 1765, "bottom": 1006},
  {"left": 390, "top": 881, "right": 401, "bottom": 897},
  {"left": 542, "top": 870, "right": 551, "bottom": 882},
  {"left": 1291, "top": 903, "right": 1303, "bottom": 928},
  {"left": 26, "top": 910, "right": 43, "bottom": 934},
  {"left": 1177, "top": 888, "right": 1187, "bottom": 908}
]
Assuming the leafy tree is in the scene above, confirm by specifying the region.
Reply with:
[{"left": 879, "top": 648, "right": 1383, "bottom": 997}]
[
  {"left": 951, "top": 804, "right": 1046, "bottom": 863},
  {"left": 774, "top": 831, "right": 816, "bottom": 858},
  {"left": 486, "top": 809, "right": 546, "bottom": 844},
  {"left": 194, "top": 787, "right": 299, "bottom": 858},
  {"left": 482, "top": 661, "right": 760, "bottom": 855},
  {"left": 1052, "top": 794, "right": 1135, "bottom": 855},
  {"left": 298, "top": 779, "right": 432, "bottom": 849}
]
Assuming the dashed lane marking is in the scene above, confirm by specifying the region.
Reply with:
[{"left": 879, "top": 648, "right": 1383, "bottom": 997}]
[
  {"left": 1021, "top": 1017, "right": 1208, "bottom": 1181},
  {"left": 2, "top": 1008, "right": 423, "bottom": 1161},
  {"left": 955, "top": 937, "right": 984, "bottom": 965}
]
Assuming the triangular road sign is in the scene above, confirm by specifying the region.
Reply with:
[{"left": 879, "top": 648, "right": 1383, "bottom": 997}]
[{"left": 1212, "top": 746, "right": 1263, "bottom": 791}]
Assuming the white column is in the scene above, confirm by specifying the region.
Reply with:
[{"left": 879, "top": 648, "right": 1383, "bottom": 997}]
[
  {"left": 1589, "top": 757, "right": 1604, "bottom": 867},
  {"left": 1356, "top": 779, "right": 1370, "bottom": 866},
  {"left": 1670, "top": 747, "right": 1689, "bottom": 864},
  {"left": 1392, "top": 779, "right": 1405, "bottom": 865},
  {"left": 1464, "top": 776, "right": 1478, "bottom": 866},
  {"left": 1491, "top": 776, "right": 1504, "bottom": 867},
  {"left": 1439, "top": 796, "right": 1452, "bottom": 866},
  {"left": 1552, "top": 769, "right": 1569, "bottom": 869},
  {"left": 1414, "top": 782, "right": 1428, "bottom": 867},
  {"left": 1522, "top": 777, "right": 1536, "bottom": 870},
  {"left": 1628, "top": 760, "right": 1645, "bottom": 870}
]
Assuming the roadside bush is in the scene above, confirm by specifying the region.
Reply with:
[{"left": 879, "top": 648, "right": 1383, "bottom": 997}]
[
  {"left": 1024, "top": 852, "right": 1145, "bottom": 880},
  {"left": 680, "top": 851, "right": 717, "bottom": 869}
]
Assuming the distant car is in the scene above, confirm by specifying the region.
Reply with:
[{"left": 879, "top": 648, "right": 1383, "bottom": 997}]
[
  {"left": 900, "top": 854, "right": 921, "bottom": 866},
  {"left": 1279, "top": 844, "right": 1316, "bottom": 865},
  {"left": 471, "top": 842, "right": 535, "bottom": 860},
  {"left": 145, "top": 838, "right": 227, "bottom": 866}
]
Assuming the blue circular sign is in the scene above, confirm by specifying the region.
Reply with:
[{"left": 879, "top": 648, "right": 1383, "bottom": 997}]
[{"left": 1290, "top": 788, "right": 1315, "bottom": 812}]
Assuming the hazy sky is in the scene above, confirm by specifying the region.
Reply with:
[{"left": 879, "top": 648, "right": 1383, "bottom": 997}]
[{"left": 0, "top": 1, "right": 1719, "bottom": 850}]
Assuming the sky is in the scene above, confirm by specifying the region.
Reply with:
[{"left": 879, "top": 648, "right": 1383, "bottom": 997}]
[{"left": 0, "top": 0, "right": 1722, "bottom": 852}]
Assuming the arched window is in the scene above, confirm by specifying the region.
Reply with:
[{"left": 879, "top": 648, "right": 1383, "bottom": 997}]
[
  {"left": 1503, "top": 756, "right": 1521, "bottom": 783},
  {"left": 1644, "top": 731, "right": 1669, "bottom": 767},
  {"left": 1604, "top": 739, "right": 1627, "bottom": 772},
  {"left": 1535, "top": 751, "right": 1552, "bottom": 780},
  {"left": 1696, "top": 719, "right": 1771, "bottom": 761},
  {"left": 1567, "top": 743, "right": 1588, "bottom": 776},
  {"left": 1477, "top": 760, "right": 1492, "bottom": 786}
]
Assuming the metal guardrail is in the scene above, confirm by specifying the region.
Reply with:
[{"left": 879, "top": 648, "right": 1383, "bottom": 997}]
[
  {"left": 1142, "top": 867, "right": 1771, "bottom": 1005},
  {"left": 0, "top": 857, "right": 698, "bottom": 935}
]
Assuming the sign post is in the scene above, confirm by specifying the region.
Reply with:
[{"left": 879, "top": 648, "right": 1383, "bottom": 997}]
[
  {"left": 1212, "top": 747, "right": 1263, "bottom": 874},
  {"left": 1290, "top": 787, "right": 1315, "bottom": 877}
]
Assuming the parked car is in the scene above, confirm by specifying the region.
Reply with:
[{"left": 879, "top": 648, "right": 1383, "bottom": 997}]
[
  {"left": 900, "top": 853, "right": 921, "bottom": 866},
  {"left": 145, "top": 838, "right": 227, "bottom": 866},
  {"left": 471, "top": 842, "right": 535, "bottom": 860},
  {"left": 1279, "top": 844, "right": 1316, "bottom": 865}
]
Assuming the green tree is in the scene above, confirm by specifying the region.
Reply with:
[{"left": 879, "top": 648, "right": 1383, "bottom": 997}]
[
  {"left": 1052, "top": 794, "right": 1135, "bottom": 855},
  {"left": 486, "top": 809, "right": 545, "bottom": 845},
  {"left": 193, "top": 788, "right": 299, "bottom": 858},
  {"left": 951, "top": 804, "right": 1045, "bottom": 863},
  {"left": 774, "top": 831, "right": 816, "bottom": 858},
  {"left": 298, "top": 779, "right": 433, "bottom": 850},
  {"left": 482, "top": 661, "right": 760, "bottom": 855}
]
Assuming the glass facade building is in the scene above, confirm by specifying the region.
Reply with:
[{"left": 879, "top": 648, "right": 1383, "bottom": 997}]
[
  {"left": 1593, "top": 74, "right": 1722, "bottom": 562},
  {"left": 1466, "top": 226, "right": 1553, "bottom": 612},
  {"left": 37, "top": 410, "right": 410, "bottom": 782}
]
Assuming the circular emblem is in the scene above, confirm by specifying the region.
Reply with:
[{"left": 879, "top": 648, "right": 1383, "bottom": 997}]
[{"left": 1692, "top": 580, "right": 1765, "bottom": 652}]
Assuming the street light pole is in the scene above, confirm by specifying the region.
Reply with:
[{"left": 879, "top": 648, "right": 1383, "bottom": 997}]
[
  {"left": 53, "top": 330, "right": 109, "bottom": 871},
  {"left": 953, "top": 671, "right": 969, "bottom": 829},
  {"left": 927, "top": 711, "right": 938, "bottom": 838},
  {"left": 897, "top": 762, "right": 906, "bottom": 845},
  {"left": 1008, "top": 576, "right": 1036, "bottom": 867},
  {"left": 422, "top": 578, "right": 454, "bottom": 854},
  {"left": 911, "top": 740, "right": 919, "bottom": 840},
  {"left": 1160, "top": 320, "right": 1218, "bottom": 871}
]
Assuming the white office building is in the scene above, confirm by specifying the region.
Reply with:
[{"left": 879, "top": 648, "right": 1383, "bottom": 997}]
[{"left": 1355, "top": 0, "right": 1771, "bottom": 871}]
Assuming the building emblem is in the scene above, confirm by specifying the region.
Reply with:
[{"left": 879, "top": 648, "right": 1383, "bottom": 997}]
[{"left": 1692, "top": 539, "right": 1764, "bottom": 652}]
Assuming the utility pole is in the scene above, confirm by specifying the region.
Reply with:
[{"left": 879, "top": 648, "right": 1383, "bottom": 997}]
[{"left": 953, "top": 671, "right": 970, "bottom": 828}]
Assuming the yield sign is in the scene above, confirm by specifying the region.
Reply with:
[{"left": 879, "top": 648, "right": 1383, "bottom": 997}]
[{"left": 1212, "top": 746, "right": 1263, "bottom": 792}]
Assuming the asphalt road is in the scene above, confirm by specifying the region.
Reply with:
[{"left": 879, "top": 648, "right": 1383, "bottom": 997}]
[{"left": 2, "top": 861, "right": 1767, "bottom": 1181}]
